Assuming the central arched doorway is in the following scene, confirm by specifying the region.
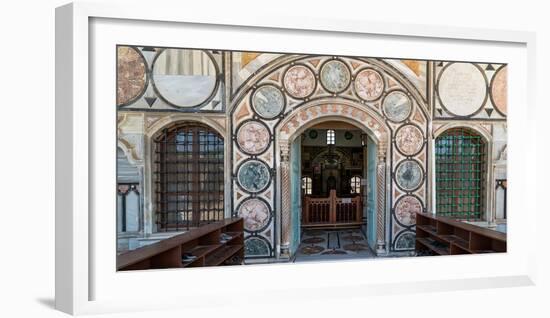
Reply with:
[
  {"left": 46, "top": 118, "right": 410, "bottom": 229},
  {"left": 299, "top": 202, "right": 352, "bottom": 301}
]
[{"left": 276, "top": 100, "right": 390, "bottom": 258}]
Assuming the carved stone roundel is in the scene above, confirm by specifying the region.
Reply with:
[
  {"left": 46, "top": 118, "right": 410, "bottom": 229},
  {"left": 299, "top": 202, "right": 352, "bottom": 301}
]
[
  {"left": 395, "top": 160, "right": 423, "bottom": 191},
  {"left": 236, "top": 121, "right": 271, "bottom": 155},
  {"left": 117, "top": 46, "right": 147, "bottom": 106},
  {"left": 491, "top": 66, "right": 507, "bottom": 115},
  {"left": 238, "top": 198, "right": 271, "bottom": 232},
  {"left": 354, "top": 69, "right": 385, "bottom": 101},
  {"left": 395, "top": 196, "right": 422, "bottom": 226},
  {"left": 237, "top": 160, "right": 271, "bottom": 193},
  {"left": 383, "top": 91, "right": 412, "bottom": 122},
  {"left": 438, "top": 63, "right": 487, "bottom": 117},
  {"left": 252, "top": 85, "right": 285, "bottom": 119},
  {"left": 320, "top": 60, "right": 351, "bottom": 93},
  {"left": 283, "top": 65, "right": 316, "bottom": 98},
  {"left": 395, "top": 125, "right": 424, "bottom": 156}
]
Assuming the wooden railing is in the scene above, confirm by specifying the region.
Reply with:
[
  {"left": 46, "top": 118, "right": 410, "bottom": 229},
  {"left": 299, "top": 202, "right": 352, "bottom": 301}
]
[{"left": 302, "top": 190, "right": 363, "bottom": 227}]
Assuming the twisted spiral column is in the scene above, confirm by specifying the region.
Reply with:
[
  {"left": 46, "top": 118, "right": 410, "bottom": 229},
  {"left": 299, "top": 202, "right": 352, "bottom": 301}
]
[
  {"left": 279, "top": 141, "right": 291, "bottom": 257},
  {"left": 376, "top": 148, "right": 387, "bottom": 255}
]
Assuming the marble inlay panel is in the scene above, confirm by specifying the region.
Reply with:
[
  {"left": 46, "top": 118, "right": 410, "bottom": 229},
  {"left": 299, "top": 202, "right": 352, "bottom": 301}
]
[
  {"left": 395, "top": 232, "right": 415, "bottom": 250},
  {"left": 383, "top": 90, "right": 412, "bottom": 122},
  {"left": 491, "top": 66, "right": 507, "bottom": 115},
  {"left": 283, "top": 65, "right": 316, "bottom": 98},
  {"left": 354, "top": 68, "right": 385, "bottom": 101},
  {"left": 395, "top": 125, "right": 424, "bottom": 156},
  {"left": 395, "top": 196, "right": 422, "bottom": 226},
  {"left": 117, "top": 46, "right": 147, "bottom": 106},
  {"left": 236, "top": 121, "right": 270, "bottom": 155},
  {"left": 152, "top": 49, "right": 217, "bottom": 107},
  {"left": 320, "top": 60, "right": 351, "bottom": 93},
  {"left": 395, "top": 160, "right": 423, "bottom": 191},
  {"left": 237, "top": 160, "right": 271, "bottom": 193},
  {"left": 237, "top": 198, "right": 271, "bottom": 232},
  {"left": 438, "top": 63, "right": 487, "bottom": 117},
  {"left": 252, "top": 85, "right": 285, "bottom": 119}
]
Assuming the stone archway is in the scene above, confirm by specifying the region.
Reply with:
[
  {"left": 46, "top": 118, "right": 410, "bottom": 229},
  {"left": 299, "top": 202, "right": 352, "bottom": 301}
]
[{"left": 275, "top": 99, "right": 390, "bottom": 257}]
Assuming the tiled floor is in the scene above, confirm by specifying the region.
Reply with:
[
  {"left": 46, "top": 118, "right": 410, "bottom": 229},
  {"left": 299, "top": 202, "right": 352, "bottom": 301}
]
[{"left": 293, "top": 228, "right": 376, "bottom": 262}]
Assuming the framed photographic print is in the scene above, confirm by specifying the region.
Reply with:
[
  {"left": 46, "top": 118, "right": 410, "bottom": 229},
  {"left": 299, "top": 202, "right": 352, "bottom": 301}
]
[{"left": 55, "top": 1, "right": 537, "bottom": 315}]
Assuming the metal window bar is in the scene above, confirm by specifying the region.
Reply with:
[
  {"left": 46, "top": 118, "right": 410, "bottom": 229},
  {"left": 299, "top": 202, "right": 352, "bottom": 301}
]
[
  {"left": 154, "top": 123, "right": 224, "bottom": 231},
  {"left": 435, "top": 128, "right": 485, "bottom": 220}
]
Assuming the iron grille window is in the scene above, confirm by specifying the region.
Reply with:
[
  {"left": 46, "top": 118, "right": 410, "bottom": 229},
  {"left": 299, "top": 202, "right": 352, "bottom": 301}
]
[
  {"left": 435, "top": 128, "right": 486, "bottom": 220},
  {"left": 326, "top": 129, "right": 335, "bottom": 145},
  {"left": 350, "top": 176, "right": 361, "bottom": 194},
  {"left": 154, "top": 123, "right": 224, "bottom": 231}
]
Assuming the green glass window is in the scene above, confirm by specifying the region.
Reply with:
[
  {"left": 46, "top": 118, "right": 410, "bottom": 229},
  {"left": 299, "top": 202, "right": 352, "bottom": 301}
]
[{"left": 435, "top": 128, "right": 486, "bottom": 220}]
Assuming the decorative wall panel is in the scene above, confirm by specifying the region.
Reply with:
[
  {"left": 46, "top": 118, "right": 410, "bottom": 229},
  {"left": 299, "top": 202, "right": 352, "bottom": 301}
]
[
  {"left": 116, "top": 46, "right": 225, "bottom": 112},
  {"left": 434, "top": 61, "right": 507, "bottom": 120}
]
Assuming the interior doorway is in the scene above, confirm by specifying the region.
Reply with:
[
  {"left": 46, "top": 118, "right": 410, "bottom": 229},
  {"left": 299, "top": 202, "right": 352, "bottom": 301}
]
[{"left": 289, "top": 121, "right": 377, "bottom": 258}]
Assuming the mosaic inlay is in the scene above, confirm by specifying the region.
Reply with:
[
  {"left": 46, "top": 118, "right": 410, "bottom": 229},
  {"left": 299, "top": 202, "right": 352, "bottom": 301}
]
[
  {"left": 395, "top": 160, "right": 423, "bottom": 191},
  {"left": 117, "top": 46, "right": 147, "bottom": 106},
  {"left": 491, "top": 66, "right": 507, "bottom": 115},
  {"left": 354, "top": 69, "right": 385, "bottom": 101},
  {"left": 395, "top": 196, "right": 422, "bottom": 226},
  {"left": 383, "top": 91, "right": 412, "bottom": 122},
  {"left": 245, "top": 237, "right": 270, "bottom": 256},
  {"left": 395, "top": 125, "right": 424, "bottom": 156},
  {"left": 395, "top": 232, "right": 415, "bottom": 250},
  {"left": 237, "top": 160, "right": 271, "bottom": 193},
  {"left": 152, "top": 49, "right": 217, "bottom": 107},
  {"left": 237, "top": 198, "right": 271, "bottom": 232},
  {"left": 320, "top": 60, "right": 351, "bottom": 93},
  {"left": 438, "top": 63, "right": 487, "bottom": 117},
  {"left": 283, "top": 65, "right": 316, "bottom": 98},
  {"left": 236, "top": 121, "right": 271, "bottom": 155},
  {"left": 252, "top": 85, "right": 285, "bottom": 119}
]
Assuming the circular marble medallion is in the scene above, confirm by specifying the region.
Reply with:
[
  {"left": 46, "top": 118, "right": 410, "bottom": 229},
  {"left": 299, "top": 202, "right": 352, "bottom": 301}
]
[
  {"left": 245, "top": 236, "right": 270, "bottom": 256},
  {"left": 395, "top": 232, "right": 415, "bottom": 250},
  {"left": 152, "top": 49, "right": 218, "bottom": 107},
  {"left": 437, "top": 62, "right": 487, "bottom": 117},
  {"left": 251, "top": 85, "right": 285, "bottom": 119},
  {"left": 354, "top": 68, "right": 385, "bottom": 101},
  {"left": 395, "top": 124, "right": 424, "bottom": 156},
  {"left": 117, "top": 46, "right": 147, "bottom": 106},
  {"left": 237, "top": 198, "right": 271, "bottom": 232},
  {"left": 320, "top": 60, "right": 351, "bottom": 93},
  {"left": 236, "top": 121, "right": 271, "bottom": 155},
  {"left": 395, "top": 196, "right": 422, "bottom": 226},
  {"left": 395, "top": 160, "right": 423, "bottom": 191},
  {"left": 283, "top": 65, "right": 316, "bottom": 98},
  {"left": 237, "top": 160, "right": 271, "bottom": 193},
  {"left": 491, "top": 66, "right": 507, "bottom": 115},
  {"left": 383, "top": 90, "right": 412, "bottom": 122}
]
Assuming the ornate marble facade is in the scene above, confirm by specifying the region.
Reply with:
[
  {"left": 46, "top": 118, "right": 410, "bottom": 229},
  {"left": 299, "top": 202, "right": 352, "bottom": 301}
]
[{"left": 116, "top": 46, "right": 508, "bottom": 259}]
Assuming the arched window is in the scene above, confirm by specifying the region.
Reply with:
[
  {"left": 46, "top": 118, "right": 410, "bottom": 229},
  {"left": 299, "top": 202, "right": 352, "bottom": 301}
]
[
  {"left": 350, "top": 176, "right": 361, "bottom": 194},
  {"left": 435, "top": 128, "right": 486, "bottom": 220},
  {"left": 154, "top": 122, "right": 224, "bottom": 231},
  {"left": 302, "top": 176, "right": 312, "bottom": 195}
]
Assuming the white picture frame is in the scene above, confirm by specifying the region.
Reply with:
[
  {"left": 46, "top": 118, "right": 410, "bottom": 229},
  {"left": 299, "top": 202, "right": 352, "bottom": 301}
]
[{"left": 55, "top": 1, "right": 537, "bottom": 315}]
